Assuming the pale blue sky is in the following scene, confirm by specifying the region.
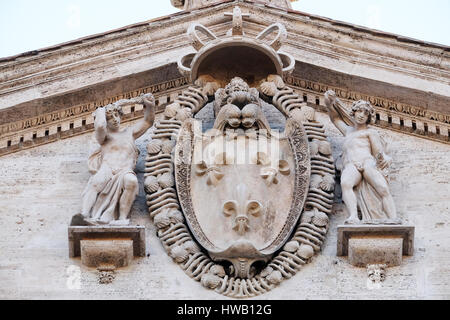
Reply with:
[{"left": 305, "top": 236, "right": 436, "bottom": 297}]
[{"left": 0, "top": 0, "right": 449, "bottom": 58}]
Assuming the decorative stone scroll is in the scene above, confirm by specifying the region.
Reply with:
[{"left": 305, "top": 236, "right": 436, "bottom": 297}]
[{"left": 144, "top": 7, "right": 336, "bottom": 298}]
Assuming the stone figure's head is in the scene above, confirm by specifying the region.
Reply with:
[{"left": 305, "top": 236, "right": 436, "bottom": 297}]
[
  {"left": 225, "top": 77, "right": 249, "bottom": 94},
  {"left": 350, "top": 100, "right": 376, "bottom": 125},
  {"left": 225, "top": 77, "right": 252, "bottom": 106},
  {"left": 105, "top": 104, "right": 124, "bottom": 131}
]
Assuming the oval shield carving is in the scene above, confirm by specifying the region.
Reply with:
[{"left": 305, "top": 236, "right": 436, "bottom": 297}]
[
  {"left": 145, "top": 13, "right": 335, "bottom": 298},
  {"left": 145, "top": 76, "right": 335, "bottom": 297},
  {"left": 174, "top": 78, "right": 310, "bottom": 278}
]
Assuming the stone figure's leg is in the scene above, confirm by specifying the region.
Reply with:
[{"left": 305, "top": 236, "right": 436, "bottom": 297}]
[
  {"left": 81, "top": 187, "right": 97, "bottom": 218},
  {"left": 118, "top": 173, "right": 139, "bottom": 222},
  {"left": 86, "top": 165, "right": 112, "bottom": 220},
  {"left": 81, "top": 167, "right": 110, "bottom": 218},
  {"left": 363, "top": 166, "right": 397, "bottom": 219},
  {"left": 341, "top": 164, "right": 362, "bottom": 223}
]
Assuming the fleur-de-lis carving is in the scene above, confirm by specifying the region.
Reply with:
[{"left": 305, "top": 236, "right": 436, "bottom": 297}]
[
  {"left": 222, "top": 183, "right": 263, "bottom": 236},
  {"left": 196, "top": 161, "right": 224, "bottom": 186},
  {"left": 257, "top": 152, "right": 290, "bottom": 185}
]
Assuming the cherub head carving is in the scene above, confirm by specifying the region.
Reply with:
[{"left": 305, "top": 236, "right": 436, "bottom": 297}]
[
  {"left": 212, "top": 78, "right": 272, "bottom": 132},
  {"left": 221, "top": 77, "right": 259, "bottom": 107},
  {"left": 367, "top": 264, "right": 386, "bottom": 283},
  {"left": 225, "top": 77, "right": 249, "bottom": 94}
]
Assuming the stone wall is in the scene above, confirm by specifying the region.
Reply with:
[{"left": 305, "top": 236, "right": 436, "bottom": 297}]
[{"left": 0, "top": 111, "right": 449, "bottom": 299}]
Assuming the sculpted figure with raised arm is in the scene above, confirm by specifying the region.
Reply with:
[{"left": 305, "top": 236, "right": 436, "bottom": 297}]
[
  {"left": 324, "top": 90, "right": 400, "bottom": 224},
  {"left": 73, "top": 93, "right": 155, "bottom": 226}
]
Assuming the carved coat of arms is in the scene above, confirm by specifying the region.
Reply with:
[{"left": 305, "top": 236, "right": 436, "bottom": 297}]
[{"left": 144, "top": 7, "right": 335, "bottom": 298}]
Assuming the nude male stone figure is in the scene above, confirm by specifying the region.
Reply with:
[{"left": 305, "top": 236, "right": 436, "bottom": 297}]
[
  {"left": 71, "top": 93, "right": 155, "bottom": 226},
  {"left": 324, "top": 90, "right": 398, "bottom": 224}
]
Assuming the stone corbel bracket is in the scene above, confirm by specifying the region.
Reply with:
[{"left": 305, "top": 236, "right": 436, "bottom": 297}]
[
  {"left": 68, "top": 226, "right": 146, "bottom": 283},
  {"left": 337, "top": 225, "right": 415, "bottom": 283}
]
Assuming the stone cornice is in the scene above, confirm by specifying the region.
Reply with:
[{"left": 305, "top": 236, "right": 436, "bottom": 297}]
[
  {"left": 0, "top": 76, "right": 189, "bottom": 136},
  {"left": 0, "top": 0, "right": 449, "bottom": 155},
  {"left": 1, "top": 71, "right": 448, "bottom": 159},
  {"left": 1, "top": 1, "right": 448, "bottom": 110},
  {"left": 285, "top": 75, "right": 450, "bottom": 144},
  {"left": 0, "top": 76, "right": 189, "bottom": 156},
  {"left": 224, "top": 23, "right": 450, "bottom": 99},
  {"left": 1, "top": 1, "right": 448, "bottom": 92},
  {"left": 286, "top": 76, "right": 450, "bottom": 124},
  {"left": 240, "top": 4, "right": 450, "bottom": 94}
]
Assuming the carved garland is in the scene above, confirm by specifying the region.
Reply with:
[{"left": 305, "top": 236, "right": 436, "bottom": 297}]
[{"left": 144, "top": 82, "right": 335, "bottom": 298}]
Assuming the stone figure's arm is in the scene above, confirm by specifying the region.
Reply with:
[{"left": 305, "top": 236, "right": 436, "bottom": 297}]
[
  {"left": 93, "top": 107, "right": 107, "bottom": 144},
  {"left": 368, "top": 130, "right": 391, "bottom": 169},
  {"left": 132, "top": 93, "right": 156, "bottom": 140},
  {"left": 324, "top": 90, "right": 349, "bottom": 136}
]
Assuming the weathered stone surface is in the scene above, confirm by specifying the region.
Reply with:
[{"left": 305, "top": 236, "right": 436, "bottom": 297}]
[
  {"left": 80, "top": 239, "right": 133, "bottom": 268},
  {"left": 0, "top": 115, "right": 449, "bottom": 299},
  {"left": 348, "top": 237, "right": 403, "bottom": 267}
]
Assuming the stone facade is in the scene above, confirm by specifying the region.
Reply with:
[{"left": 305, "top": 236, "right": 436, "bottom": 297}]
[
  {"left": 1, "top": 113, "right": 449, "bottom": 299},
  {"left": 0, "top": 0, "right": 449, "bottom": 299}
]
